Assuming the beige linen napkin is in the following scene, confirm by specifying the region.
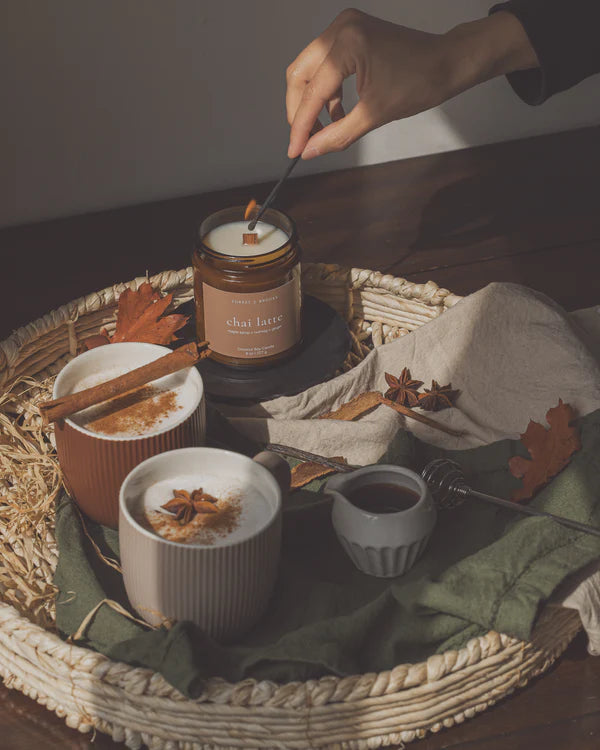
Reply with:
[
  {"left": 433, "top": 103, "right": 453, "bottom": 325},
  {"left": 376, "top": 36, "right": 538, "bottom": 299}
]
[{"left": 220, "top": 282, "right": 600, "bottom": 653}]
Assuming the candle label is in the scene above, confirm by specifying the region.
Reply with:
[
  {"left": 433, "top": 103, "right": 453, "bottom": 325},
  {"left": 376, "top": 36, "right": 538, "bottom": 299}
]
[{"left": 202, "top": 276, "right": 301, "bottom": 359}]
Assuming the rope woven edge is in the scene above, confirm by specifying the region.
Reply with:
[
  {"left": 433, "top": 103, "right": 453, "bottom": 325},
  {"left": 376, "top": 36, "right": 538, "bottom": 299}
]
[
  {"left": 0, "top": 264, "right": 461, "bottom": 388},
  {"left": 0, "top": 600, "right": 580, "bottom": 709},
  {"left": 301, "top": 264, "right": 461, "bottom": 307},
  {"left": 1, "top": 262, "right": 584, "bottom": 748},
  {"left": 0, "top": 267, "right": 192, "bottom": 387},
  {"left": 0, "top": 602, "right": 581, "bottom": 750}
]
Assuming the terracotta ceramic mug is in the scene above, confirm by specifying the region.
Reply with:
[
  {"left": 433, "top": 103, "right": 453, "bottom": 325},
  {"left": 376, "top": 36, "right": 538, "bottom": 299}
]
[
  {"left": 119, "top": 448, "right": 290, "bottom": 641},
  {"left": 53, "top": 342, "right": 205, "bottom": 528}
]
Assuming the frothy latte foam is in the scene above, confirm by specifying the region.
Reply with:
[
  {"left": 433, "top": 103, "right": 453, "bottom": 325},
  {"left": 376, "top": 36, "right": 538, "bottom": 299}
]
[
  {"left": 136, "top": 475, "right": 273, "bottom": 546},
  {"left": 68, "top": 366, "right": 193, "bottom": 438}
]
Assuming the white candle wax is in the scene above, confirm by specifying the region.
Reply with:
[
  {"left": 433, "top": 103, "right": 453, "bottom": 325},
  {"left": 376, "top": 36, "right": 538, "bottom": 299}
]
[{"left": 203, "top": 221, "right": 289, "bottom": 257}]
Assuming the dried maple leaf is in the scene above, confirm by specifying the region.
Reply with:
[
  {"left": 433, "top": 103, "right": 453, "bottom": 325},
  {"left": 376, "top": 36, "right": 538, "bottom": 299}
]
[
  {"left": 418, "top": 381, "right": 459, "bottom": 411},
  {"left": 111, "top": 283, "right": 188, "bottom": 345},
  {"left": 508, "top": 400, "right": 581, "bottom": 502},
  {"left": 81, "top": 332, "right": 111, "bottom": 351},
  {"left": 318, "top": 391, "right": 383, "bottom": 421},
  {"left": 82, "top": 282, "right": 188, "bottom": 350},
  {"left": 291, "top": 457, "right": 347, "bottom": 489},
  {"left": 384, "top": 368, "right": 423, "bottom": 407}
]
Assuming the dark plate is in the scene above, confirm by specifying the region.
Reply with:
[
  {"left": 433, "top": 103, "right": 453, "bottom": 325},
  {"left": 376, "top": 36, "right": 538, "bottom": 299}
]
[{"left": 178, "top": 295, "right": 350, "bottom": 402}]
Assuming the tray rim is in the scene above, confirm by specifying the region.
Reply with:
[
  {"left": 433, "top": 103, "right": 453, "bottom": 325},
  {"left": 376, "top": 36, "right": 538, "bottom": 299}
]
[{"left": 0, "top": 263, "right": 581, "bottom": 749}]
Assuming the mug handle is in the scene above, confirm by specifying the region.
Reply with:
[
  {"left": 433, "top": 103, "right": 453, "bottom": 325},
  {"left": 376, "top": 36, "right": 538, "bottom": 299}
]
[{"left": 252, "top": 451, "right": 291, "bottom": 496}]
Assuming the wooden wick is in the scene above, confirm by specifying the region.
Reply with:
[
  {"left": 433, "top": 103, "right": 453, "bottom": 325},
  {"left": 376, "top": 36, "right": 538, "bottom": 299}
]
[{"left": 39, "top": 341, "right": 210, "bottom": 425}]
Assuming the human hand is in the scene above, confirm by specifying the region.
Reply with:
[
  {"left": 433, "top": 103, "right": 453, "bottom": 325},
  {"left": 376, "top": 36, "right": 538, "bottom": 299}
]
[
  {"left": 286, "top": 9, "right": 453, "bottom": 160},
  {"left": 286, "top": 9, "right": 539, "bottom": 160}
]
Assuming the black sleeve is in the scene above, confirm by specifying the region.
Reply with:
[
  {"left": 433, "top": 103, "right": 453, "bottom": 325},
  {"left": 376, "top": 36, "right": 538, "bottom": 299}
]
[{"left": 490, "top": 1, "right": 600, "bottom": 104}]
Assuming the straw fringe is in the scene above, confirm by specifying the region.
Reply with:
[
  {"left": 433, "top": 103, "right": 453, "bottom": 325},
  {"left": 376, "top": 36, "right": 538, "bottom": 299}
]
[
  {"left": 69, "top": 599, "right": 154, "bottom": 642},
  {"left": 74, "top": 505, "right": 122, "bottom": 574},
  {"left": 0, "top": 378, "right": 59, "bottom": 629},
  {"left": 0, "top": 264, "right": 583, "bottom": 748}
]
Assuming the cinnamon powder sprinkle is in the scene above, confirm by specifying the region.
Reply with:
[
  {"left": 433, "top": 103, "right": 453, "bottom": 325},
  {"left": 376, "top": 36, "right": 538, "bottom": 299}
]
[
  {"left": 198, "top": 499, "right": 241, "bottom": 537},
  {"left": 85, "top": 386, "right": 182, "bottom": 436}
]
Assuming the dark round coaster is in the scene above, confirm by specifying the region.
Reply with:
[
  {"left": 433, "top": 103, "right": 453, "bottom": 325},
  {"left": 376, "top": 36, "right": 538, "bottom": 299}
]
[{"left": 191, "top": 295, "right": 350, "bottom": 401}]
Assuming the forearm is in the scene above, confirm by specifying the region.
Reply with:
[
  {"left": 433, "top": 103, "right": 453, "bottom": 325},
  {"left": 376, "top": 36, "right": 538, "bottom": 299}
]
[
  {"left": 441, "top": 11, "right": 540, "bottom": 100},
  {"left": 492, "top": 0, "right": 600, "bottom": 105},
  {"left": 285, "top": 7, "right": 555, "bottom": 160}
]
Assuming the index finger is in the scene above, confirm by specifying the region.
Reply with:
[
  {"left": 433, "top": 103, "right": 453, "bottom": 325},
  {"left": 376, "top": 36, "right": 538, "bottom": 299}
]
[
  {"left": 285, "top": 14, "right": 346, "bottom": 126},
  {"left": 288, "top": 56, "right": 345, "bottom": 158},
  {"left": 286, "top": 41, "right": 326, "bottom": 126}
]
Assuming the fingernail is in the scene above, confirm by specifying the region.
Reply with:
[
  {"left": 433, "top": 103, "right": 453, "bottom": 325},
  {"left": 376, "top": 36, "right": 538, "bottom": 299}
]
[{"left": 302, "top": 146, "right": 319, "bottom": 160}]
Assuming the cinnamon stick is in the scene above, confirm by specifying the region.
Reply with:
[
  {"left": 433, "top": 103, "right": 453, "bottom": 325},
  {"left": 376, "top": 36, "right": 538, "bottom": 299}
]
[
  {"left": 318, "top": 391, "right": 383, "bottom": 421},
  {"left": 39, "top": 342, "right": 210, "bottom": 425},
  {"left": 380, "top": 396, "right": 463, "bottom": 437},
  {"left": 318, "top": 391, "right": 463, "bottom": 438}
]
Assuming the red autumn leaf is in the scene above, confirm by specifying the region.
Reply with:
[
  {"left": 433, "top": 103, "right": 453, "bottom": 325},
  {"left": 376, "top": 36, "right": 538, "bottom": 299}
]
[
  {"left": 508, "top": 400, "right": 581, "bottom": 502},
  {"left": 81, "top": 282, "right": 188, "bottom": 350},
  {"left": 290, "top": 457, "right": 347, "bottom": 489},
  {"left": 81, "top": 332, "right": 111, "bottom": 351},
  {"left": 111, "top": 283, "right": 188, "bottom": 345}
]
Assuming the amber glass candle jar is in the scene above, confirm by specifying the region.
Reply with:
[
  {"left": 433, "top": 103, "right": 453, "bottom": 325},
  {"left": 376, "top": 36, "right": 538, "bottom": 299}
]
[{"left": 193, "top": 206, "right": 302, "bottom": 369}]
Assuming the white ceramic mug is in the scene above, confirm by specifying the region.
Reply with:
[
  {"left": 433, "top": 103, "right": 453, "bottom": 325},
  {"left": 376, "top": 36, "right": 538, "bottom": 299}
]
[{"left": 119, "top": 447, "right": 289, "bottom": 641}]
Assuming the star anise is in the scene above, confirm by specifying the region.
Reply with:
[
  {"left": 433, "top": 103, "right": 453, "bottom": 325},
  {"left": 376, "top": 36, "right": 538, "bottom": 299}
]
[
  {"left": 384, "top": 368, "right": 424, "bottom": 407},
  {"left": 161, "top": 488, "right": 218, "bottom": 525},
  {"left": 418, "top": 381, "right": 459, "bottom": 411}
]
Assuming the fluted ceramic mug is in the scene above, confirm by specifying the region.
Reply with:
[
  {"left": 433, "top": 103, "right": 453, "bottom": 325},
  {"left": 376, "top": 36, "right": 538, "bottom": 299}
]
[
  {"left": 119, "top": 447, "right": 290, "bottom": 641},
  {"left": 53, "top": 342, "right": 206, "bottom": 528},
  {"left": 328, "top": 465, "right": 436, "bottom": 578}
]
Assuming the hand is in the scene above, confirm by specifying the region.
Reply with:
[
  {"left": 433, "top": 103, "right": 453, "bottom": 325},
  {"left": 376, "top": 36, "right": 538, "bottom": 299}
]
[
  {"left": 286, "top": 9, "right": 539, "bottom": 160},
  {"left": 286, "top": 9, "right": 455, "bottom": 160}
]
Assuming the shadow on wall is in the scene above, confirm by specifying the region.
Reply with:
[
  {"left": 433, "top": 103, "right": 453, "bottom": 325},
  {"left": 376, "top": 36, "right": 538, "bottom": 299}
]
[{"left": 407, "top": 56, "right": 600, "bottom": 240}]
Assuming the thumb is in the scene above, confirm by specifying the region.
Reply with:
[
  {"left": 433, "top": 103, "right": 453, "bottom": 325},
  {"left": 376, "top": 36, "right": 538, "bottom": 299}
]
[{"left": 301, "top": 101, "right": 373, "bottom": 159}]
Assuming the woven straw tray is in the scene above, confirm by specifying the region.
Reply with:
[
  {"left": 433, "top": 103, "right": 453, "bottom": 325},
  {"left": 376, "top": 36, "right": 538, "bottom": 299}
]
[{"left": 0, "top": 263, "right": 582, "bottom": 749}]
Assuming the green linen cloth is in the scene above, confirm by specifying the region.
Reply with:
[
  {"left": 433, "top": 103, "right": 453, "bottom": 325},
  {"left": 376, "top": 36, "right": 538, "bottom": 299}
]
[{"left": 54, "top": 409, "right": 600, "bottom": 699}]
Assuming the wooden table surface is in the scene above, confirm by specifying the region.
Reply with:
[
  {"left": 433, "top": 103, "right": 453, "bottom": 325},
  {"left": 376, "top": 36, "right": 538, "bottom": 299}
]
[{"left": 1, "top": 125, "right": 599, "bottom": 748}]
